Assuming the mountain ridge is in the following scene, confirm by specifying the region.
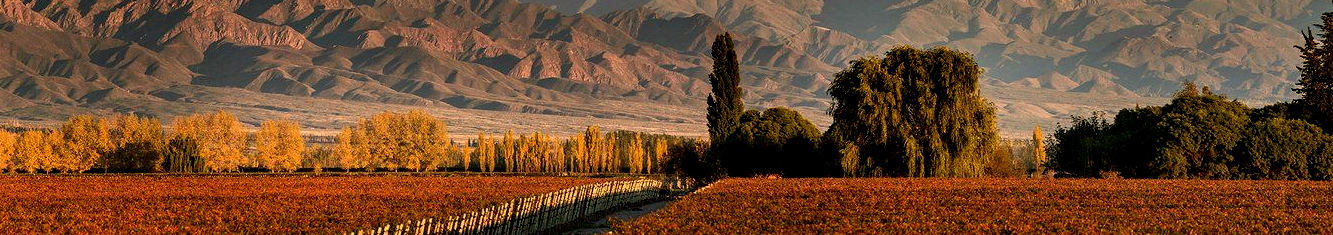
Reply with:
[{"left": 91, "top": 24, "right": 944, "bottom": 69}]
[{"left": 0, "top": 0, "right": 1320, "bottom": 138}]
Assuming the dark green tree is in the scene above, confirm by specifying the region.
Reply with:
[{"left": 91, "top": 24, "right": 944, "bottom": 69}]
[
  {"left": 661, "top": 140, "right": 723, "bottom": 187},
  {"left": 722, "top": 107, "right": 826, "bottom": 177},
  {"left": 1107, "top": 106, "right": 1163, "bottom": 178},
  {"left": 1312, "top": 136, "right": 1333, "bottom": 180},
  {"left": 163, "top": 136, "right": 206, "bottom": 173},
  {"left": 1233, "top": 118, "right": 1324, "bottom": 180},
  {"left": 826, "top": 46, "right": 999, "bottom": 177},
  {"left": 1295, "top": 8, "right": 1333, "bottom": 132},
  {"left": 1149, "top": 84, "right": 1249, "bottom": 179},
  {"left": 1050, "top": 112, "right": 1116, "bottom": 178},
  {"left": 706, "top": 33, "right": 744, "bottom": 144}
]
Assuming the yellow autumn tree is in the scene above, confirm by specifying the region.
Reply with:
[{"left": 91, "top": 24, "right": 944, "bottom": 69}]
[
  {"left": 1032, "top": 125, "right": 1047, "bottom": 173},
  {"left": 255, "top": 119, "right": 304, "bottom": 172},
  {"left": 341, "top": 110, "right": 449, "bottom": 172},
  {"left": 333, "top": 127, "right": 369, "bottom": 171},
  {"left": 0, "top": 130, "right": 15, "bottom": 172},
  {"left": 476, "top": 132, "right": 495, "bottom": 172},
  {"left": 584, "top": 126, "right": 602, "bottom": 172},
  {"left": 108, "top": 114, "right": 165, "bottom": 172},
  {"left": 57, "top": 115, "right": 112, "bottom": 173},
  {"left": 546, "top": 135, "right": 562, "bottom": 172},
  {"left": 14, "top": 130, "right": 54, "bottom": 173},
  {"left": 457, "top": 143, "right": 473, "bottom": 171},
  {"left": 172, "top": 111, "right": 247, "bottom": 172},
  {"left": 605, "top": 133, "right": 618, "bottom": 173},
  {"left": 627, "top": 133, "right": 645, "bottom": 174},
  {"left": 567, "top": 134, "right": 586, "bottom": 173},
  {"left": 651, "top": 139, "right": 668, "bottom": 174},
  {"left": 531, "top": 132, "right": 549, "bottom": 172},
  {"left": 514, "top": 133, "right": 529, "bottom": 172},
  {"left": 500, "top": 130, "right": 515, "bottom": 172}
]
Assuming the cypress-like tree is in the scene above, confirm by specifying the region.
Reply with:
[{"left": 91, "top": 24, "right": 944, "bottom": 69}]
[
  {"left": 1295, "top": 10, "right": 1333, "bottom": 132},
  {"left": 706, "top": 33, "right": 744, "bottom": 143}
]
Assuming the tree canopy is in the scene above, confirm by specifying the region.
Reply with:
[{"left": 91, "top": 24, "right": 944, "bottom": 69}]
[{"left": 826, "top": 46, "right": 999, "bottom": 177}]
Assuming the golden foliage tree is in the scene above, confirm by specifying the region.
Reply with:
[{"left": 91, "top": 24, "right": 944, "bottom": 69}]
[
  {"left": 255, "top": 119, "right": 305, "bottom": 172},
  {"left": 57, "top": 115, "right": 112, "bottom": 173},
  {"left": 514, "top": 133, "right": 529, "bottom": 172},
  {"left": 457, "top": 143, "right": 473, "bottom": 171},
  {"left": 500, "top": 130, "right": 515, "bottom": 172},
  {"left": 333, "top": 127, "right": 369, "bottom": 171},
  {"left": 1032, "top": 125, "right": 1047, "bottom": 173},
  {"left": 108, "top": 114, "right": 165, "bottom": 172},
  {"left": 605, "top": 133, "right": 618, "bottom": 172},
  {"left": 547, "top": 135, "right": 563, "bottom": 172},
  {"left": 172, "top": 111, "right": 247, "bottom": 172},
  {"left": 338, "top": 110, "right": 450, "bottom": 172},
  {"left": 476, "top": 132, "right": 495, "bottom": 172},
  {"left": 0, "top": 130, "right": 14, "bottom": 172},
  {"left": 651, "top": 139, "right": 668, "bottom": 174},
  {"left": 626, "top": 133, "right": 645, "bottom": 174},
  {"left": 567, "top": 134, "right": 586, "bottom": 173},
  {"left": 584, "top": 126, "right": 602, "bottom": 172},
  {"left": 14, "top": 130, "right": 53, "bottom": 173}
]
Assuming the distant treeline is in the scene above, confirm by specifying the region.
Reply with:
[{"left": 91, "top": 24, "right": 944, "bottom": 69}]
[
  {"left": 1049, "top": 82, "right": 1333, "bottom": 180},
  {"left": 0, "top": 110, "right": 687, "bottom": 174}
]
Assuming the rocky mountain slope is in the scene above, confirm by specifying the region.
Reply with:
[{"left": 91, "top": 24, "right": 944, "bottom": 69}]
[
  {"left": 0, "top": 0, "right": 1323, "bottom": 137},
  {"left": 532, "top": 0, "right": 1327, "bottom": 100}
]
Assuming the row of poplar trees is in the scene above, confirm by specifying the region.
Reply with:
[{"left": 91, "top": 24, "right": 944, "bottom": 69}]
[
  {"left": 0, "top": 110, "right": 674, "bottom": 174},
  {"left": 0, "top": 111, "right": 301, "bottom": 173},
  {"left": 331, "top": 110, "right": 674, "bottom": 173},
  {"left": 689, "top": 32, "right": 1001, "bottom": 180}
]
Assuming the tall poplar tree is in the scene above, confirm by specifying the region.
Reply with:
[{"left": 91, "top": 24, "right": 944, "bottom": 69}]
[{"left": 706, "top": 33, "right": 743, "bottom": 143}]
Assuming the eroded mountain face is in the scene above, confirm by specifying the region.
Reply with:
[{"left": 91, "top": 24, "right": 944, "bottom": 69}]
[
  {"left": 0, "top": 0, "right": 1323, "bottom": 136},
  {"left": 533, "top": 0, "right": 1327, "bottom": 100},
  {"left": 0, "top": 0, "right": 841, "bottom": 115}
]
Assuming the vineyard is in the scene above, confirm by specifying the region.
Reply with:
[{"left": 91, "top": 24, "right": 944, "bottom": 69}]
[
  {"left": 614, "top": 178, "right": 1333, "bottom": 234},
  {"left": 0, "top": 176, "right": 620, "bottom": 234}
]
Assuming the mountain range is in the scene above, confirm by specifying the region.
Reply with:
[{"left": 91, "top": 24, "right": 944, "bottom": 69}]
[{"left": 0, "top": 0, "right": 1325, "bottom": 137}]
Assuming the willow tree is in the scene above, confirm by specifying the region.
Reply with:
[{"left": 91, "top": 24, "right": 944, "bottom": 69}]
[
  {"left": 107, "top": 114, "right": 165, "bottom": 172},
  {"left": 826, "top": 46, "right": 999, "bottom": 177}
]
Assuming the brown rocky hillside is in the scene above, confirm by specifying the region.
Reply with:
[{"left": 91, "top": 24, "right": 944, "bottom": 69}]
[{"left": 0, "top": 0, "right": 1321, "bottom": 137}]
